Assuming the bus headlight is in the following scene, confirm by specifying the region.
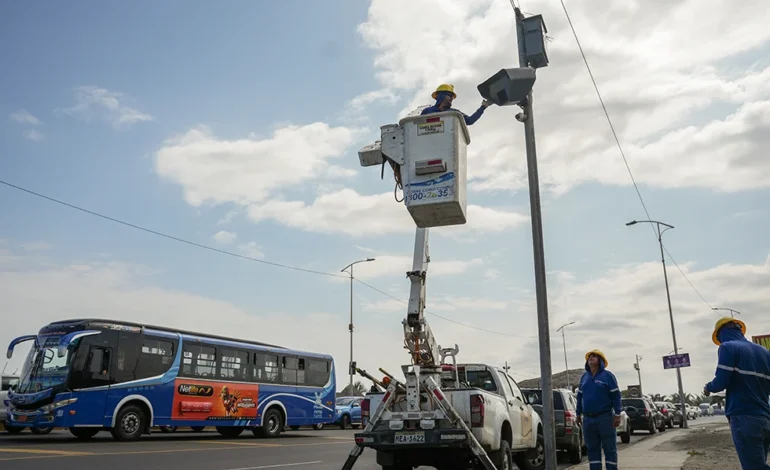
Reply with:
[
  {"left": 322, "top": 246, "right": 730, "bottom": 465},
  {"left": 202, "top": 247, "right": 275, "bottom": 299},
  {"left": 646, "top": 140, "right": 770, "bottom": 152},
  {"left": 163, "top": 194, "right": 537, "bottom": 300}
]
[{"left": 40, "top": 398, "right": 78, "bottom": 413}]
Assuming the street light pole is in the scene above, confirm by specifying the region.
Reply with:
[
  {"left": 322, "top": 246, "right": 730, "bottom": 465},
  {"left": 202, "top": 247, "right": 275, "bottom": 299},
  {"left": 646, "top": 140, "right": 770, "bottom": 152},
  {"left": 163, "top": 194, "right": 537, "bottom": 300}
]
[
  {"left": 556, "top": 322, "right": 575, "bottom": 389},
  {"left": 712, "top": 307, "right": 740, "bottom": 318},
  {"left": 634, "top": 355, "right": 643, "bottom": 393},
  {"left": 341, "top": 258, "right": 375, "bottom": 390},
  {"left": 514, "top": 8, "right": 557, "bottom": 469},
  {"left": 626, "top": 219, "right": 688, "bottom": 429}
]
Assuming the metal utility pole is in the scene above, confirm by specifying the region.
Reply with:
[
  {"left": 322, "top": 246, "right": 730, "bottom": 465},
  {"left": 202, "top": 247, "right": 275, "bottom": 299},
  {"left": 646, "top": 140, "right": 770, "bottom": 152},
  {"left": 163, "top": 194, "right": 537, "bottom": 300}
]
[
  {"left": 626, "top": 220, "right": 688, "bottom": 428},
  {"left": 712, "top": 307, "right": 740, "bottom": 318},
  {"left": 503, "top": 361, "right": 511, "bottom": 373},
  {"left": 341, "top": 258, "right": 375, "bottom": 390},
  {"left": 515, "top": 7, "right": 557, "bottom": 469},
  {"left": 556, "top": 322, "right": 575, "bottom": 389},
  {"left": 634, "top": 355, "right": 643, "bottom": 392}
]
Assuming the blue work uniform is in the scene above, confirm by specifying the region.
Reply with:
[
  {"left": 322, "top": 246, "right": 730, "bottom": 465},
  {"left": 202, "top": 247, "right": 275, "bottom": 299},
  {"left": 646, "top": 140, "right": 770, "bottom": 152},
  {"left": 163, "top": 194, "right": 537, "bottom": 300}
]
[
  {"left": 705, "top": 324, "right": 770, "bottom": 470},
  {"left": 421, "top": 91, "right": 486, "bottom": 125},
  {"left": 576, "top": 358, "right": 622, "bottom": 470}
]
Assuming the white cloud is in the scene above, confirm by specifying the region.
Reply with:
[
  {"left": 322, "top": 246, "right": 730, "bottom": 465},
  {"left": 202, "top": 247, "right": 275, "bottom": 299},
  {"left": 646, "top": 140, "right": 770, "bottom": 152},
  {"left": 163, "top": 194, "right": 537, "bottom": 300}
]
[
  {"left": 23, "top": 129, "right": 44, "bottom": 141},
  {"left": 9, "top": 109, "right": 41, "bottom": 126},
  {"left": 62, "top": 86, "right": 154, "bottom": 129},
  {"left": 356, "top": 0, "right": 770, "bottom": 194},
  {"left": 333, "top": 253, "right": 483, "bottom": 283},
  {"left": 154, "top": 124, "right": 364, "bottom": 208},
  {"left": 212, "top": 230, "right": 237, "bottom": 245},
  {"left": 20, "top": 241, "right": 53, "bottom": 251},
  {"left": 247, "top": 188, "right": 527, "bottom": 237},
  {"left": 238, "top": 241, "right": 264, "bottom": 259},
  {"left": 1, "top": 244, "right": 768, "bottom": 395}
]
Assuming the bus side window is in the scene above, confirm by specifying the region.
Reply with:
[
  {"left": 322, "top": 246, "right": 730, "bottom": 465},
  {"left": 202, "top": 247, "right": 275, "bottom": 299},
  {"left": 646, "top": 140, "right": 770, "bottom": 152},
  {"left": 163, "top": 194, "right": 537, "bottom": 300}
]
[{"left": 282, "top": 356, "right": 298, "bottom": 385}]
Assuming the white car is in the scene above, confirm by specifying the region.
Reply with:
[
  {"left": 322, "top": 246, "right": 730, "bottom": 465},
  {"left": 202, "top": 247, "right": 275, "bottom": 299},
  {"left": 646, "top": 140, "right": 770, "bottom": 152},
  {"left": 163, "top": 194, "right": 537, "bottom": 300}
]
[{"left": 615, "top": 410, "right": 631, "bottom": 443}]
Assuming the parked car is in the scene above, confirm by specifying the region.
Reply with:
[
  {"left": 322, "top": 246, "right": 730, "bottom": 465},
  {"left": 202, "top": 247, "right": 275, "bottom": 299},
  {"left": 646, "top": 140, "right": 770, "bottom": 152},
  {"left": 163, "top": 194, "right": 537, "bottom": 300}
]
[
  {"left": 522, "top": 388, "right": 583, "bottom": 464},
  {"left": 334, "top": 396, "right": 363, "bottom": 429},
  {"left": 684, "top": 405, "right": 698, "bottom": 420},
  {"left": 622, "top": 397, "right": 666, "bottom": 434},
  {"left": 654, "top": 401, "right": 682, "bottom": 428},
  {"left": 699, "top": 403, "right": 715, "bottom": 416}
]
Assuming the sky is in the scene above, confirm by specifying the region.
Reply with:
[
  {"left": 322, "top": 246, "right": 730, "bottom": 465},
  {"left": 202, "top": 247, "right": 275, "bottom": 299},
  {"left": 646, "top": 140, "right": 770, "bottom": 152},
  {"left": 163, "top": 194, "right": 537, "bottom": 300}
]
[{"left": 1, "top": 0, "right": 769, "bottom": 399}]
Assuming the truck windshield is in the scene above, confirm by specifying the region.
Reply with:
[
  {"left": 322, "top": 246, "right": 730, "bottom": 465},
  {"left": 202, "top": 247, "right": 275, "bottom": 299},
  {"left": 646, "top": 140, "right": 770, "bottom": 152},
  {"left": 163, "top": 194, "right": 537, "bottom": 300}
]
[{"left": 15, "top": 337, "right": 75, "bottom": 394}]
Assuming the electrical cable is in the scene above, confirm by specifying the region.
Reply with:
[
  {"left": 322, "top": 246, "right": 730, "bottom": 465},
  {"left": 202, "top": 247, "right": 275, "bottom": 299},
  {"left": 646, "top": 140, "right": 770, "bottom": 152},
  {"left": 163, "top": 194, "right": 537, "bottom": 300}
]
[
  {"left": 556, "top": 0, "right": 714, "bottom": 310},
  {"left": 0, "top": 178, "right": 536, "bottom": 336},
  {"left": 0, "top": 179, "right": 346, "bottom": 279}
]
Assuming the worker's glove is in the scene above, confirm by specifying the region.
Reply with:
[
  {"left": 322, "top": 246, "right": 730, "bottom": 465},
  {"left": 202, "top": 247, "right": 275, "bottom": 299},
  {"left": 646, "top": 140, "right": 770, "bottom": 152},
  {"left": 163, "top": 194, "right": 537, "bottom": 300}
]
[
  {"left": 482, "top": 99, "right": 492, "bottom": 107},
  {"left": 703, "top": 387, "right": 710, "bottom": 397}
]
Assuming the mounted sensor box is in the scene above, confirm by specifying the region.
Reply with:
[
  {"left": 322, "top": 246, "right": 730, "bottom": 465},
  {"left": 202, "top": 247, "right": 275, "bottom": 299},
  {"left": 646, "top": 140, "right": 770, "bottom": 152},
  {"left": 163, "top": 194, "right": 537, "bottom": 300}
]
[{"left": 398, "top": 111, "right": 470, "bottom": 228}]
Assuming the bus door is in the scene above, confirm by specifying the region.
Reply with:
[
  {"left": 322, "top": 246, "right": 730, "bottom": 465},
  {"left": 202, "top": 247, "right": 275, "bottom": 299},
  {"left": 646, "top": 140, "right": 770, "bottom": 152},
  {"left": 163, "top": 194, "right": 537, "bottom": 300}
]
[{"left": 69, "top": 336, "right": 115, "bottom": 426}]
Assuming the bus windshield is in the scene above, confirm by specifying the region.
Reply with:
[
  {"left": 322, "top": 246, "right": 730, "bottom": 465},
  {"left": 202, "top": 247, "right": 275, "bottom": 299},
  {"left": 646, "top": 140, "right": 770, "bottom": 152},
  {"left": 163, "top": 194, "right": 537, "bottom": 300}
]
[{"left": 15, "top": 337, "right": 74, "bottom": 394}]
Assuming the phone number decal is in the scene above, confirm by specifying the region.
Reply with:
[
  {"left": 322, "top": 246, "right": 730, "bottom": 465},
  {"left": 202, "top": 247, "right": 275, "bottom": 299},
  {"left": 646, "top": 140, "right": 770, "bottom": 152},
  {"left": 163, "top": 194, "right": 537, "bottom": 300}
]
[{"left": 407, "top": 185, "right": 454, "bottom": 201}]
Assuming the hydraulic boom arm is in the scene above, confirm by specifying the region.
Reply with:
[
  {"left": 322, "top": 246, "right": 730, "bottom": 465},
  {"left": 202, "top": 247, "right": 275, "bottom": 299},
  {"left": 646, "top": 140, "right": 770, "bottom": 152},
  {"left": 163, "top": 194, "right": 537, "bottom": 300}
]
[{"left": 403, "top": 227, "right": 441, "bottom": 367}]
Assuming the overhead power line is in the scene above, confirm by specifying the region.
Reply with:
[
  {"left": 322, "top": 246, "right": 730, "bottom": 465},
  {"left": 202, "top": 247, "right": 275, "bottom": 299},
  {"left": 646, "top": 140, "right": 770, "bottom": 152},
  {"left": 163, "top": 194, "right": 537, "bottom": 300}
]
[
  {"left": 556, "top": 1, "right": 714, "bottom": 311},
  {"left": 1, "top": 178, "right": 539, "bottom": 336},
  {"left": 0, "top": 179, "right": 345, "bottom": 279}
]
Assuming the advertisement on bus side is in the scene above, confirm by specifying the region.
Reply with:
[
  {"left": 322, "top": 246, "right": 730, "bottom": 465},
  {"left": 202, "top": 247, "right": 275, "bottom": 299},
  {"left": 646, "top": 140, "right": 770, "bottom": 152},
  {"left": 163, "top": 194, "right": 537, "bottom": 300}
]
[
  {"left": 752, "top": 334, "right": 770, "bottom": 351},
  {"left": 171, "top": 379, "right": 259, "bottom": 421}
]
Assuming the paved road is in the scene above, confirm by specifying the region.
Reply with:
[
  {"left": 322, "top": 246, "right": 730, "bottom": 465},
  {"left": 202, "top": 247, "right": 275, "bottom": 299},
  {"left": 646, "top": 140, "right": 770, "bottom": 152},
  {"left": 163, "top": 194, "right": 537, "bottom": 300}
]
[{"left": 0, "top": 424, "right": 661, "bottom": 470}]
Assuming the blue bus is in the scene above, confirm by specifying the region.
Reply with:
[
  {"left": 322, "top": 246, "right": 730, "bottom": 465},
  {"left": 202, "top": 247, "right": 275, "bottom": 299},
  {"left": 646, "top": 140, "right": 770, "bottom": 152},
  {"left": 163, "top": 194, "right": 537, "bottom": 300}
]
[{"left": 4, "top": 319, "right": 336, "bottom": 441}]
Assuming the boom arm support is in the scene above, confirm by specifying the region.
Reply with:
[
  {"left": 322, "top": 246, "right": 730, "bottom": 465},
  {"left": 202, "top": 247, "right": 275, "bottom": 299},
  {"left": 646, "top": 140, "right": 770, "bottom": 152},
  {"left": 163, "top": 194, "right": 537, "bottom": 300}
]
[{"left": 403, "top": 227, "right": 441, "bottom": 367}]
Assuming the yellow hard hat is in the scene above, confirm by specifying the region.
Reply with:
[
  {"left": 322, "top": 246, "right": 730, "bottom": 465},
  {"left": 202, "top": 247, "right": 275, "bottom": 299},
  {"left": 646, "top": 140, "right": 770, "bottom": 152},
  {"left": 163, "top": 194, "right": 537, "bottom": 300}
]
[
  {"left": 712, "top": 317, "right": 747, "bottom": 345},
  {"left": 432, "top": 84, "right": 457, "bottom": 100},
  {"left": 585, "top": 349, "right": 608, "bottom": 367}
]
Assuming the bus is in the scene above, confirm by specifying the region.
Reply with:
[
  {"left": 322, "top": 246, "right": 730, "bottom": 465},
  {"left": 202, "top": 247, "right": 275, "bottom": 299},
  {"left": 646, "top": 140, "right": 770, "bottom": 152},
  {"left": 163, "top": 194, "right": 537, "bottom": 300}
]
[{"left": 4, "top": 318, "right": 336, "bottom": 441}]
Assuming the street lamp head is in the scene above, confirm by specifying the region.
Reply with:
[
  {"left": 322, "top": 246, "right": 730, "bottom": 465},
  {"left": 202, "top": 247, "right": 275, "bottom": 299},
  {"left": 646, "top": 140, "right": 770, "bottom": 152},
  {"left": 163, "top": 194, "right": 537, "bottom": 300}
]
[
  {"left": 366, "top": 258, "right": 375, "bottom": 262},
  {"left": 625, "top": 220, "right": 638, "bottom": 226}
]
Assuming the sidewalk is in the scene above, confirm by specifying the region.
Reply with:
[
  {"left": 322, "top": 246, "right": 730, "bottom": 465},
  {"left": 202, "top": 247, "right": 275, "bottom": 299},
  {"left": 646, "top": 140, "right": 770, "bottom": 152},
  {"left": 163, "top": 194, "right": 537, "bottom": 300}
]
[{"left": 565, "top": 421, "right": 734, "bottom": 470}]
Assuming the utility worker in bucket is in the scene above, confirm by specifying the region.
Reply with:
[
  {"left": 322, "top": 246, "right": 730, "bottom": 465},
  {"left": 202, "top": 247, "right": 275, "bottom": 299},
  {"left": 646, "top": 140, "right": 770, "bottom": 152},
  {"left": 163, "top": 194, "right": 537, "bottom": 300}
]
[
  {"left": 704, "top": 317, "right": 770, "bottom": 470},
  {"left": 421, "top": 84, "right": 491, "bottom": 125},
  {"left": 576, "top": 349, "right": 621, "bottom": 470}
]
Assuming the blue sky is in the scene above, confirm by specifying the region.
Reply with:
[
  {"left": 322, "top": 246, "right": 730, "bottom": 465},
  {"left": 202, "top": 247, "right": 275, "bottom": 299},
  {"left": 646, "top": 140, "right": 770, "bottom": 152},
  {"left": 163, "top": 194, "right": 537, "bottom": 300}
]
[{"left": 2, "top": 0, "right": 770, "bottom": 395}]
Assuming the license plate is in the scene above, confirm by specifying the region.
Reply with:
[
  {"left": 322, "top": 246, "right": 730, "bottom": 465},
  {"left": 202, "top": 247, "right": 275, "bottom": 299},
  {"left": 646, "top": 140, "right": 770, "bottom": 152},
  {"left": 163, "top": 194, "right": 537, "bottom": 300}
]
[{"left": 394, "top": 431, "right": 425, "bottom": 444}]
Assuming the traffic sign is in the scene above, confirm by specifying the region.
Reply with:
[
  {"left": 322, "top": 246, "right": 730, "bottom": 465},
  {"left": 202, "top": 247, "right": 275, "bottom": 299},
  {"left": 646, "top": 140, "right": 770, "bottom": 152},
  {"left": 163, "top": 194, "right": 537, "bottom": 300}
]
[
  {"left": 627, "top": 385, "right": 641, "bottom": 397},
  {"left": 662, "top": 353, "right": 691, "bottom": 370}
]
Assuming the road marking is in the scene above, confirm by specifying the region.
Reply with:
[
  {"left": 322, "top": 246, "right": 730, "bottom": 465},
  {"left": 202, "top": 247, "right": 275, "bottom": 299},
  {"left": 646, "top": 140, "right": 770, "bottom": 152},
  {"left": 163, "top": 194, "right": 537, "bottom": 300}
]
[
  {"left": 0, "top": 448, "right": 94, "bottom": 456},
  {"left": 196, "top": 440, "right": 282, "bottom": 447},
  {"left": 0, "top": 439, "right": 351, "bottom": 461},
  {"left": 227, "top": 462, "right": 322, "bottom": 469}
]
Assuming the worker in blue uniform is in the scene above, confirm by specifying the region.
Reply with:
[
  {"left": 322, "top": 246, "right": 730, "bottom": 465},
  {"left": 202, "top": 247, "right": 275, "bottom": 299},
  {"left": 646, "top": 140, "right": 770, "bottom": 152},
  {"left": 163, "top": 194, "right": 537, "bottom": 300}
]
[
  {"left": 704, "top": 317, "right": 770, "bottom": 470},
  {"left": 421, "top": 84, "right": 490, "bottom": 125},
  {"left": 576, "top": 349, "right": 621, "bottom": 470}
]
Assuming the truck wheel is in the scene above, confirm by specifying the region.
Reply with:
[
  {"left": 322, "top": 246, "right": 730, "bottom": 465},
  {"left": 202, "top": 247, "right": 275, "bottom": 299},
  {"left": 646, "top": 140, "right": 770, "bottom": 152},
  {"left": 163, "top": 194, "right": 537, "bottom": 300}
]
[
  {"left": 514, "top": 430, "right": 545, "bottom": 470},
  {"left": 111, "top": 404, "right": 147, "bottom": 441},
  {"left": 490, "top": 439, "right": 513, "bottom": 469}
]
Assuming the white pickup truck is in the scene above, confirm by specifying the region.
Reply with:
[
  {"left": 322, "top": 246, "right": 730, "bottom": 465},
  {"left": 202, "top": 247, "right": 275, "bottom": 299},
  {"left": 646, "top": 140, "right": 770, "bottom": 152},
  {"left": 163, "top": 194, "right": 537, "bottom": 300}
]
[{"left": 355, "top": 363, "right": 545, "bottom": 470}]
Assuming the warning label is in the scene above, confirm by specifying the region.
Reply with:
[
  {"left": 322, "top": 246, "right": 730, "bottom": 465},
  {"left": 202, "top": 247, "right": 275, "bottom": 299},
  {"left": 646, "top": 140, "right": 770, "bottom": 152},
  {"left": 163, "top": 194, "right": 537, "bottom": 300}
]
[{"left": 417, "top": 121, "right": 445, "bottom": 135}]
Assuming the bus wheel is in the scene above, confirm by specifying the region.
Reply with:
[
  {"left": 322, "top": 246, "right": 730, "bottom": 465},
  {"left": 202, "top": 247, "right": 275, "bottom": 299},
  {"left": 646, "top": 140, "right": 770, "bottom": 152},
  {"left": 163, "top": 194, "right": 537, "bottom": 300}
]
[
  {"left": 253, "top": 408, "right": 283, "bottom": 438},
  {"left": 70, "top": 427, "right": 100, "bottom": 440},
  {"left": 216, "top": 426, "right": 244, "bottom": 438},
  {"left": 111, "top": 404, "right": 146, "bottom": 441},
  {"left": 30, "top": 426, "right": 53, "bottom": 435}
]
